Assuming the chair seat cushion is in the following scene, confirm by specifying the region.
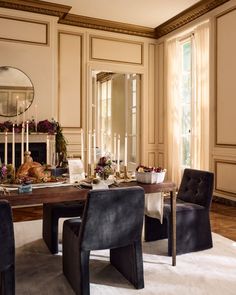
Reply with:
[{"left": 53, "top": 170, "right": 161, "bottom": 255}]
[
  {"left": 164, "top": 198, "right": 204, "bottom": 215},
  {"left": 64, "top": 218, "right": 82, "bottom": 236}
]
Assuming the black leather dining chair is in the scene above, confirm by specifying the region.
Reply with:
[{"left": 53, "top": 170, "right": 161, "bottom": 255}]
[
  {"left": 145, "top": 168, "right": 214, "bottom": 255},
  {"left": 62, "top": 187, "right": 145, "bottom": 295},
  {"left": 0, "top": 200, "right": 15, "bottom": 295},
  {"left": 43, "top": 201, "right": 85, "bottom": 254}
]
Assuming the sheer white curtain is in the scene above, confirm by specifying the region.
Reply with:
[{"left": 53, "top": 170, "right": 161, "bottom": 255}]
[
  {"left": 166, "top": 22, "right": 209, "bottom": 186},
  {"left": 192, "top": 23, "right": 210, "bottom": 170},
  {"left": 166, "top": 39, "right": 182, "bottom": 186}
]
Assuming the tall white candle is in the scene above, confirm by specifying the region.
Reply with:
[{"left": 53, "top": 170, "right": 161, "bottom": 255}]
[
  {"left": 21, "top": 123, "right": 24, "bottom": 164},
  {"left": 81, "top": 129, "right": 84, "bottom": 162},
  {"left": 12, "top": 124, "right": 15, "bottom": 169},
  {"left": 35, "top": 104, "right": 38, "bottom": 132},
  {"left": 124, "top": 133, "right": 128, "bottom": 167},
  {"left": 117, "top": 134, "right": 120, "bottom": 173},
  {"left": 22, "top": 101, "right": 25, "bottom": 123},
  {"left": 113, "top": 133, "right": 117, "bottom": 161},
  {"left": 26, "top": 121, "right": 29, "bottom": 151},
  {"left": 88, "top": 131, "right": 91, "bottom": 165},
  {"left": 46, "top": 135, "right": 50, "bottom": 164},
  {"left": 100, "top": 129, "right": 104, "bottom": 157},
  {"left": 4, "top": 131, "right": 8, "bottom": 165},
  {"left": 16, "top": 96, "right": 19, "bottom": 126},
  {"left": 93, "top": 130, "right": 96, "bottom": 164}
]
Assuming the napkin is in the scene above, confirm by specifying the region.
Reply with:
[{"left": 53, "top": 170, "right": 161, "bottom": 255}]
[{"left": 145, "top": 192, "right": 164, "bottom": 223}]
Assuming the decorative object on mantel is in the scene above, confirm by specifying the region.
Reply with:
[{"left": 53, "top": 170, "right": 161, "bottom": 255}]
[
  {"left": 0, "top": 118, "right": 67, "bottom": 168},
  {"left": 136, "top": 165, "right": 166, "bottom": 184}
]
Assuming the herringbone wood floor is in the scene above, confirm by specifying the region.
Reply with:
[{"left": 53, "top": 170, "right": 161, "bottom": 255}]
[{"left": 12, "top": 201, "right": 236, "bottom": 241}]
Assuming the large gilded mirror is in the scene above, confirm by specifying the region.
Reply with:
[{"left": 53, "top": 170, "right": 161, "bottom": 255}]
[{"left": 0, "top": 66, "right": 34, "bottom": 117}]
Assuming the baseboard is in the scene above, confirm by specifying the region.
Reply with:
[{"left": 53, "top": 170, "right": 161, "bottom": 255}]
[{"left": 213, "top": 195, "right": 236, "bottom": 207}]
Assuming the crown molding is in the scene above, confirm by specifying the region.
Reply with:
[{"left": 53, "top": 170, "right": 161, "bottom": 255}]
[
  {"left": 0, "top": 0, "right": 231, "bottom": 39},
  {"left": 0, "top": 0, "right": 71, "bottom": 19},
  {"left": 155, "top": 0, "right": 230, "bottom": 38},
  {"left": 59, "top": 14, "right": 156, "bottom": 38}
]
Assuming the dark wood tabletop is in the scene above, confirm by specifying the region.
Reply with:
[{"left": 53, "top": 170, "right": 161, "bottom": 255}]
[{"left": 0, "top": 181, "right": 176, "bottom": 207}]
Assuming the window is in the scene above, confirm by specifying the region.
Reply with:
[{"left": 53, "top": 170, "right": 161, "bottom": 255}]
[
  {"left": 126, "top": 74, "right": 140, "bottom": 163},
  {"left": 180, "top": 39, "right": 192, "bottom": 168}
]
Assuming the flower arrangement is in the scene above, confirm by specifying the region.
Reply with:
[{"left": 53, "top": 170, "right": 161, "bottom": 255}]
[
  {"left": 136, "top": 165, "right": 164, "bottom": 173},
  {"left": 136, "top": 165, "right": 166, "bottom": 184},
  {"left": 0, "top": 119, "right": 57, "bottom": 134},
  {"left": 95, "top": 156, "right": 114, "bottom": 180},
  {"left": 0, "top": 164, "right": 15, "bottom": 183}
]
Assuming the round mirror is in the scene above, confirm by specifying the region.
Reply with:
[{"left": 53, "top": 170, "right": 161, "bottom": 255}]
[{"left": 0, "top": 66, "right": 34, "bottom": 117}]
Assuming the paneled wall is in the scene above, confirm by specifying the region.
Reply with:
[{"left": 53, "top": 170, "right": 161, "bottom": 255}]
[
  {"left": 212, "top": 4, "right": 236, "bottom": 201},
  {"left": 0, "top": 9, "right": 57, "bottom": 121},
  {"left": 0, "top": 7, "right": 158, "bottom": 168},
  {"left": 155, "top": 0, "right": 236, "bottom": 200}
]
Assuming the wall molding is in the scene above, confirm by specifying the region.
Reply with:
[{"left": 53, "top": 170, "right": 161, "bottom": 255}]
[
  {"left": 60, "top": 14, "right": 156, "bottom": 39},
  {"left": 214, "top": 159, "right": 236, "bottom": 198},
  {"left": 215, "top": 6, "right": 236, "bottom": 147},
  {"left": 155, "top": 0, "right": 230, "bottom": 38},
  {"left": 58, "top": 31, "right": 83, "bottom": 128},
  {"left": 0, "top": 15, "right": 49, "bottom": 45},
  {"left": 90, "top": 36, "right": 144, "bottom": 65},
  {"left": 0, "top": 0, "right": 230, "bottom": 39},
  {"left": 0, "top": 0, "right": 71, "bottom": 20}
]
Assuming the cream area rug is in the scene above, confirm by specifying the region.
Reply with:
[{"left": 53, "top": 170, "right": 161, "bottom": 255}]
[{"left": 14, "top": 220, "right": 236, "bottom": 295}]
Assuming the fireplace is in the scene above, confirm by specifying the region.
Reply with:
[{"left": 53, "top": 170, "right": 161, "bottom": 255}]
[{"left": 0, "top": 133, "right": 55, "bottom": 168}]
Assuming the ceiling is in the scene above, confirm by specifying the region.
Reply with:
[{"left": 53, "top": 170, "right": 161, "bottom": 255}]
[{"left": 40, "top": 0, "right": 201, "bottom": 28}]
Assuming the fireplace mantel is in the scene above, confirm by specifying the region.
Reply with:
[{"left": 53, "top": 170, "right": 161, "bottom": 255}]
[{"left": 0, "top": 133, "right": 56, "bottom": 167}]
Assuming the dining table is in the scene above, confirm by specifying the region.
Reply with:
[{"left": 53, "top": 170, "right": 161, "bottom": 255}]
[{"left": 0, "top": 180, "right": 177, "bottom": 266}]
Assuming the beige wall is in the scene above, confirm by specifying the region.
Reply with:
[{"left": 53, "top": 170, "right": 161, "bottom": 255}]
[
  {"left": 156, "top": 0, "right": 236, "bottom": 200},
  {"left": 0, "top": 7, "right": 158, "bottom": 168}
]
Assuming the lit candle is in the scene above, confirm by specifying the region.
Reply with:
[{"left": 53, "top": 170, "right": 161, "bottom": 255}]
[
  {"left": 88, "top": 130, "right": 91, "bottom": 165},
  {"left": 113, "top": 133, "right": 117, "bottom": 161},
  {"left": 12, "top": 124, "right": 15, "bottom": 169},
  {"left": 4, "top": 131, "right": 8, "bottom": 165},
  {"left": 93, "top": 130, "right": 96, "bottom": 164},
  {"left": 81, "top": 129, "right": 84, "bottom": 162},
  {"left": 35, "top": 104, "right": 38, "bottom": 132},
  {"left": 46, "top": 135, "right": 50, "bottom": 164},
  {"left": 21, "top": 123, "right": 24, "bottom": 164},
  {"left": 124, "top": 133, "right": 128, "bottom": 167},
  {"left": 117, "top": 134, "right": 120, "bottom": 173},
  {"left": 26, "top": 121, "right": 29, "bottom": 152}
]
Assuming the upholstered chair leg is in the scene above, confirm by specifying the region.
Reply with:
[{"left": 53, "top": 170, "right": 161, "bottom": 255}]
[
  {"left": 63, "top": 221, "right": 90, "bottom": 294},
  {"left": 144, "top": 215, "right": 168, "bottom": 242},
  {"left": 167, "top": 209, "right": 213, "bottom": 256},
  {"left": 110, "top": 241, "right": 144, "bottom": 289},
  {"left": 0, "top": 266, "right": 15, "bottom": 295},
  {"left": 42, "top": 207, "right": 59, "bottom": 254}
]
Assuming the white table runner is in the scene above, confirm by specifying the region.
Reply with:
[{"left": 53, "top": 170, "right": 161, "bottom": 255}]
[{"left": 145, "top": 192, "right": 164, "bottom": 223}]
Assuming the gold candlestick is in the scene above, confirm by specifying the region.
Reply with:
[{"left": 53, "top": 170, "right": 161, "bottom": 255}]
[
  {"left": 87, "top": 163, "right": 92, "bottom": 179},
  {"left": 124, "top": 165, "right": 129, "bottom": 180}
]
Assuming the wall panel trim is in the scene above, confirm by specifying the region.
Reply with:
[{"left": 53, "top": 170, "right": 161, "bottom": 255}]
[
  {"left": 214, "top": 159, "right": 236, "bottom": 197},
  {"left": 0, "top": 15, "right": 49, "bottom": 45}
]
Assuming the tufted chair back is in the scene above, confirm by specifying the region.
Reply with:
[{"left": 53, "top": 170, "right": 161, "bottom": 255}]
[
  {"left": 79, "top": 187, "right": 145, "bottom": 251},
  {"left": 177, "top": 168, "right": 214, "bottom": 209}
]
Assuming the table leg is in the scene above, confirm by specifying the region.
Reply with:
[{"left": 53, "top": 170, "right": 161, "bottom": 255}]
[{"left": 170, "top": 190, "right": 176, "bottom": 266}]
